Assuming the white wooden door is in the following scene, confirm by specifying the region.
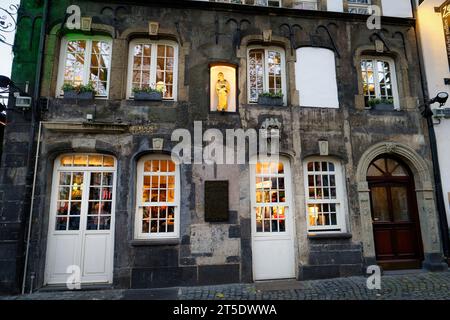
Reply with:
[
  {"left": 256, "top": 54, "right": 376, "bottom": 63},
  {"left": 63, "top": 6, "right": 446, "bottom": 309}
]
[
  {"left": 251, "top": 159, "right": 296, "bottom": 281},
  {"left": 45, "top": 154, "right": 116, "bottom": 285}
]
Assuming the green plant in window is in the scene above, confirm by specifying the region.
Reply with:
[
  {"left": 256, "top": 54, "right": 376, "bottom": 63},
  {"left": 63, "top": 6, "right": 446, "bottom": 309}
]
[
  {"left": 259, "top": 90, "right": 284, "bottom": 99},
  {"left": 367, "top": 98, "right": 394, "bottom": 108}
]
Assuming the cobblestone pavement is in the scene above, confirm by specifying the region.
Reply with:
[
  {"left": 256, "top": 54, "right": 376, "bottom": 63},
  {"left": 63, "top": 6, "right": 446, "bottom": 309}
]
[{"left": 2, "top": 270, "right": 449, "bottom": 300}]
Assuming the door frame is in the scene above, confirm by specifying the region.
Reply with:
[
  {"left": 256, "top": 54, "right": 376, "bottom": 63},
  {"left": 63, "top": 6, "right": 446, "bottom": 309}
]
[
  {"left": 367, "top": 156, "right": 424, "bottom": 269},
  {"left": 44, "top": 154, "right": 117, "bottom": 286},
  {"left": 249, "top": 156, "right": 296, "bottom": 281}
]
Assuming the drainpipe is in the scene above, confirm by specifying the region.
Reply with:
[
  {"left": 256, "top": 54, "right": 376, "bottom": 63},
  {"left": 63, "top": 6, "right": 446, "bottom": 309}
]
[
  {"left": 21, "top": 0, "right": 50, "bottom": 294},
  {"left": 412, "top": 0, "right": 450, "bottom": 261}
]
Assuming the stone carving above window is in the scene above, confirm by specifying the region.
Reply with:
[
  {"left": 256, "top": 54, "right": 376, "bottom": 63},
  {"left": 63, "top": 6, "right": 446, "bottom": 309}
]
[{"left": 260, "top": 117, "right": 282, "bottom": 139}]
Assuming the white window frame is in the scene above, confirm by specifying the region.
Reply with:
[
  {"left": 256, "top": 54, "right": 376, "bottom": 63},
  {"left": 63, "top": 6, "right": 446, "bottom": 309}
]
[
  {"left": 293, "top": 0, "right": 318, "bottom": 10},
  {"left": 135, "top": 154, "right": 180, "bottom": 240},
  {"left": 303, "top": 157, "right": 348, "bottom": 233},
  {"left": 347, "top": 0, "right": 371, "bottom": 14},
  {"left": 126, "top": 39, "right": 179, "bottom": 101},
  {"left": 247, "top": 46, "right": 287, "bottom": 106},
  {"left": 56, "top": 35, "right": 113, "bottom": 99},
  {"left": 361, "top": 56, "right": 400, "bottom": 110}
]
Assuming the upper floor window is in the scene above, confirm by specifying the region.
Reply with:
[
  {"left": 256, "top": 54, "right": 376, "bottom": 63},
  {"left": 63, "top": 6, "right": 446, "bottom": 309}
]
[
  {"left": 247, "top": 47, "right": 287, "bottom": 105},
  {"left": 57, "top": 36, "right": 112, "bottom": 98},
  {"left": 361, "top": 57, "right": 400, "bottom": 110},
  {"left": 347, "top": 0, "right": 371, "bottom": 14},
  {"left": 135, "top": 155, "right": 180, "bottom": 239},
  {"left": 254, "top": 0, "right": 281, "bottom": 7},
  {"left": 295, "top": 47, "right": 339, "bottom": 108},
  {"left": 127, "top": 39, "right": 178, "bottom": 100},
  {"left": 293, "top": 0, "right": 318, "bottom": 10},
  {"left": 304, "top": 158, "right": 347, "bottom": 233}
]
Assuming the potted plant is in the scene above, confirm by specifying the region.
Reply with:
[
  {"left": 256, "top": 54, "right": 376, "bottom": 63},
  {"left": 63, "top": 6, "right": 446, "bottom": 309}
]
[
  {"left": 77, "top": 82, "right": 96, "bottom": 100},
  {"left": 62, "top": 83, "right": 78, "bottom": 99},
  {"left": 132, "top": 85, "right": 164, "bottom": 101},
  {"left": 367, "top": 98, "right": 394, "bottom": 111},
  {"left": 257, "top": 91, "right": 284, "bottom": 106},
  {"left": 62, "top": 82, "right": 96, "bottom": 100}
]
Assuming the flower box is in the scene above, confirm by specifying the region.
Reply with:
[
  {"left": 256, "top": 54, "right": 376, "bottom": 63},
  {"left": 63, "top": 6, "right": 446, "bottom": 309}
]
[
  {"left": 63, "top": 90, "right": 95, "bottom": 100},
  {"left": 372, "top": 102, "right": 395, "bottom": 111},
  {"left": 134, "top": 91, "right": 163, "bottom": 101},
  {"left": 63, "top": 90, "right": 78, "bottom": 99},
  {"left": 258, "top": 96, "right": 283, "bottom": 106}
]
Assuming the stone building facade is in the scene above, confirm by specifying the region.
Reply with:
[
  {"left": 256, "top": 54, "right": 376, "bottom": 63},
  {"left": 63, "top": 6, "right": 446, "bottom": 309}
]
[{"left": 0, "top": 0, "right": 448, "bottom": 293}]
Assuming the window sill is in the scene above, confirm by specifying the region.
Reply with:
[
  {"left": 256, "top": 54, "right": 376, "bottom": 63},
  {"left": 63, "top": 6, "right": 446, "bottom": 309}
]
[
  {"left": 130, "top": 239, "right": 180, "bottom": 246},
  {"left": 307, "top": 232, "right": 352, "bottom": 240}
]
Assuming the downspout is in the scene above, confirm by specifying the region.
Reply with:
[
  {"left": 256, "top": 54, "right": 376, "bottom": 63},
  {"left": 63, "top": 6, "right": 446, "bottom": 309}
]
[
  {"left": 412, "top": 0, "right": 450, "bottom": 260},
  {"left": 21, "top": 0, "right": 50, "bottom": 294}
]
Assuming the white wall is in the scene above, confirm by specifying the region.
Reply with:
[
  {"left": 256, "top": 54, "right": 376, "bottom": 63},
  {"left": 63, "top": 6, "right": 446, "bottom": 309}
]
[
  {"left": 295, "top": 47, "right": 339, "bottom": 108},
  {"left": 381, "top": 0, "right": 413, "bottom": 18},
  {"left": 327, "top": 0, "right": 343, "bottom": 12},
  {"left": 417, "top": 0, "right": 450, "bottom": 227}
]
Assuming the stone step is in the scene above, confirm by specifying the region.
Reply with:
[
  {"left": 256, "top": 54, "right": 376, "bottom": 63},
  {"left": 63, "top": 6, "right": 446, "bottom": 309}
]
[{"left": 300, "top": 263, "right": 365, "bottom": 281}]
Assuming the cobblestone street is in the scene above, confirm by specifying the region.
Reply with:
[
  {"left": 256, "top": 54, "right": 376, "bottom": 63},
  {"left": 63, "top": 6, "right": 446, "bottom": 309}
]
[{"left": 1, "top": 270, "right": 449, "bottom": 300}]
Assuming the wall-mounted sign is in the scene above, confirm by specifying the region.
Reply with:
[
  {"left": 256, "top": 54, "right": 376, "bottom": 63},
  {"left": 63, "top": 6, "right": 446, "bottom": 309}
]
[
  {"left": 441, "top": 1, "right": 450, "bottom": 69},
  {"left": 204, "top": 181, "right": 229, "bottom": 222},
  {"left": 210, "top": 64, "right": 237, "bottom": 112}
]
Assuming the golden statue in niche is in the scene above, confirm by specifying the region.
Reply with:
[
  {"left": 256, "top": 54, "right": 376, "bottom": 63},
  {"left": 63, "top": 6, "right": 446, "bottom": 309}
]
[{"left": 215, "top": 72, "right": 231, "bottom": 111}]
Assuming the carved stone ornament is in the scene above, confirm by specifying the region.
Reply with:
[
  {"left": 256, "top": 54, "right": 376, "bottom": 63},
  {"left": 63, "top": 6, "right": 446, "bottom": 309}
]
[
  {"left": 375, "top": 39, "right": 384, "bottom": 53},
  {"left": 152, "top": 138, "right": 164, "bottom": 151},
  {"left": 149, "top": 21, "right": 159, "bottom": 36},
  {"left": 260, "top": 118, "right": 281, "bottom": 139},
  {"left": 319, "top": 140, "right": 329, "bottom": 156},
  {"left": 81, "top": 17, "right": 92, "bottom": 31},
  {"left": 263, "top": 29, "right": 272, "bottom": 42},
  {"left": 385, "top": 142, "right": 397, "bottom": 154}
]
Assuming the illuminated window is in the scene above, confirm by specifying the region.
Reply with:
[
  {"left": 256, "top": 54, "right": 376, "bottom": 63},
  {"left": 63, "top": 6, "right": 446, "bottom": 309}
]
[
  {"left": 247, "top": 47, "right": 286, "bottom": 105},
  {"left": 127, "top": 39, "right": 178, "bottom": 100},
  {"left": 135, "top": 155, "right": 179, "bottom": 239},
  {"left": 361, "top": 57, "right": 399, "bottom": 109},
  {"left": 254, "top": 161, "right": 289, "bottom": 233},
  {"left": 57, "top": 36, "right": 112, "bottom": 97},
  {"left": 347, "top": 0, "right": 371, "bottom": 14},
  {"left": 304, "top": 158, "right": 347, "bottom": 233},
  {"left": 53, "top": 154, "right": 116, "bottom": 232}
]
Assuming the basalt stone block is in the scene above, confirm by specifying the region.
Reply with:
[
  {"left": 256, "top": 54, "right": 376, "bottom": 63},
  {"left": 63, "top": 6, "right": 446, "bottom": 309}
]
[
  {"left": 240, "top": 218, "right": 251, "bottom": 240},
  {"left": 226, "top": 256, "right": 240, "bottom": 263},
  {"left": 308, "top": 251, "right": 363, "bottom": 265},
  {"left": 229, "top": 225, "right": 241, "bottom": 238},
  {"left": 299, "top": 265, "right": 340, "bottom": 280},
  {"left": 180, "top": 257, "right": 196, "bottom": 266},
  {"left": 132, "top": 247, "right": 179, "bottom": 268},
  {"left": 131, "top": 266, "right": 197, "bottom": 289},
  {"left": 198, "top": 264, "right": 240, "bottom": 285}
]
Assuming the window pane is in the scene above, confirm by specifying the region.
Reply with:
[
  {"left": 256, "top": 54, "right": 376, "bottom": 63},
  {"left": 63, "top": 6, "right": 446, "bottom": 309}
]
[
  {"left": 249, "top": 50, "right": 264, "bottom": 102},
  {"left": 371, "top": 187, "right": 390, "bottom": 222},
  {"left": 391, "top": 186, "right": 410, "bottom": 222}
]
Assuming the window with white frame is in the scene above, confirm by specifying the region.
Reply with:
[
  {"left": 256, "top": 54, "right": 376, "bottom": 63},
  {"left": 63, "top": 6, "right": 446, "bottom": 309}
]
[
  {"left": 347, "top": 0, "right": 371, "bottom": 14},
  {"left": 361, "top": 57, "right": 399, "bottom": 109},
  {"left": 127, "top": 39, "right": 178, "bottom": 100},
  {"left": 304, "top": 158, "right": 347, "bottom": 233},
  {"left": 57, "top": 36, "right": 112, "bottom": 97},
  {"left": 248, "top": 47, "right": 286, "bottom": 105},
  {"left": 135, "top": 155, "right": 179, "bottom": 239},
  {"left": 293, "top": 0, "right": 318, "bottom": 10}
]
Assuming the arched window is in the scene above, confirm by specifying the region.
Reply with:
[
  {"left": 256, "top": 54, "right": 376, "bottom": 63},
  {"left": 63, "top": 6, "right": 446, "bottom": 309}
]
[
  {"left": 57, "top": 35, "right": 112, "bottom": 98},
  {"left": 247, "top": 47, "right": 287, "bottom": 105},
  {"left": 135, "top": 155, "right": 180, "bottom": 239},
  {"left": 127, "top": 39, "right": 178, "bottom": 100},
  {"left": 304, "top": 158, "right": 348, "bottom": 232}
]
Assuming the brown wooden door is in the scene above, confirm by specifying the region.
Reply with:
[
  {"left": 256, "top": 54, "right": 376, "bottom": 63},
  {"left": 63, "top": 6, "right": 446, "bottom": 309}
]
[{"left": 368, "top": 157, "right": 424, "bottom": 270}]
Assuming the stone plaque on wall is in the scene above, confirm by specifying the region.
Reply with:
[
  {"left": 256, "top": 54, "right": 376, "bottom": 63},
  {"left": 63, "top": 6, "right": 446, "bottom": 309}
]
[{"left": 205, "top": 181, "right": 229, "bottom": 222}]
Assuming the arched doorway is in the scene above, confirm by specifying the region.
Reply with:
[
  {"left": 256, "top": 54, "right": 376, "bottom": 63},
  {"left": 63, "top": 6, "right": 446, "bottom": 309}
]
[{"left": 367, "top": 156, "right": 424, "bottom": 270}]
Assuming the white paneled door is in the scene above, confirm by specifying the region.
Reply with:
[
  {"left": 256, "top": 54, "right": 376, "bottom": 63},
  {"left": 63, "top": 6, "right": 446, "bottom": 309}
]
[
  {"left": 45, "top": 154, "right": 116, "bottom": 285},
  {"left": 251, "top": 158, "right": 296, "bottom": 281}
]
